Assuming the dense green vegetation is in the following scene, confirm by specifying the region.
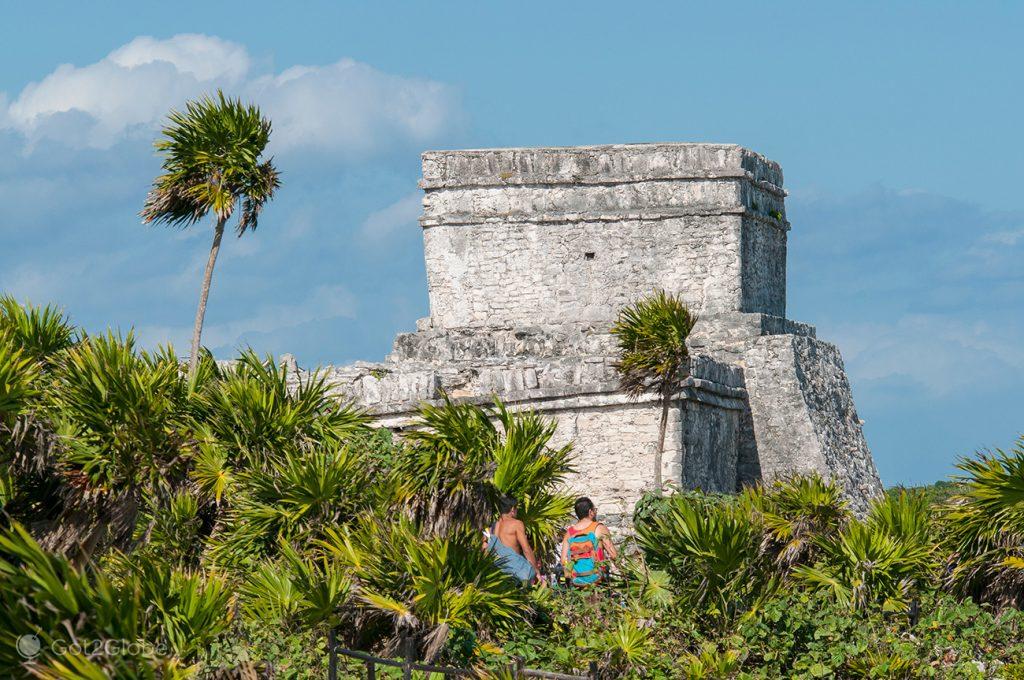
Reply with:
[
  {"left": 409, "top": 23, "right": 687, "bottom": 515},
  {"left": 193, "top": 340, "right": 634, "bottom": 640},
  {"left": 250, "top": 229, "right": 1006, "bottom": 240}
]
[{"left": 3, "top": 297, "right": 1024, "bottom": 679}]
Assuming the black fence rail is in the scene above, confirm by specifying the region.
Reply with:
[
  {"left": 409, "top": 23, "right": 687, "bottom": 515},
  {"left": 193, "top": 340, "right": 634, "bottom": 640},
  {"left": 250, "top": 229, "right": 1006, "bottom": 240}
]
[{"left": 327, "top": 630, "right": 599, "bottom": 680}]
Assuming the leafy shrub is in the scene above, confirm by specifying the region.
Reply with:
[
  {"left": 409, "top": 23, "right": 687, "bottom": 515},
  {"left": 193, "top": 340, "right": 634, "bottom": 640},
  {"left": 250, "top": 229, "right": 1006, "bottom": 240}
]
[
  {"left": 198, "top": 349, "right": 369, "bottom": 469},
  {"left": 748, "top": 474, "right": 849, "bottom": 571},
  {"left": 793, "top": 489, "right": 935, "bottom": 612},
  {"left": 320, "top": 517, "right": 532, "bottom": 661},
  {"left": 0, "top": 523, "right": 227, "bottom": 678},
  {"left": 635, "top": 491, "right": 770, "bottom": 625},
  {"left": 942, "top": 437, "right": 1024, "bottom": 609},
  {"left": 0, "top": 295, "right": 76, "bottom": 364}
]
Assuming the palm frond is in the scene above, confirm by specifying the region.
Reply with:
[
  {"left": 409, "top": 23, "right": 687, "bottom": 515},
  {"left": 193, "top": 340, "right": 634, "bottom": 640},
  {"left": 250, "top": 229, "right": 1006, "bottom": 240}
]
[
  {"left": 0, "top": 522, "right": 192, "bottom": 675},
  {"left": 747, "top": 474, "right": 850, "bottom": 570},
  {"left": 941, "top": 437, "right": 1024, "bottom": 609},
  {"left": 636, "top": 491, "right": 768, "bottom": 624},
  {"left": 793, "top": 490, "right": 935, "bottom": 611},
  {"left": 206, "top": 442, "right": 373, "bottom": 567},
  {"left": 394, "top": 395, "right": 574, "bottom": 551},
  {"left": 30, "top": 332, "right": 194, "bottom": 557},
  {"left": 0, "top": 296, "right": 77, "bottom": 365},
  {"left": 610, "top": 290, "right": 696, "bottom": 398},
  {"left": 318, "top": 515, "right": 531, "bottom": 661},
  {"left": 0, "top": 332, "right": 40, "bottom": 426},
  {"left": 141, "top": 91, "right": 278, "bottom": 233},
  {"left": 200, "top": 350, "right": 369, "bottom": 469}
]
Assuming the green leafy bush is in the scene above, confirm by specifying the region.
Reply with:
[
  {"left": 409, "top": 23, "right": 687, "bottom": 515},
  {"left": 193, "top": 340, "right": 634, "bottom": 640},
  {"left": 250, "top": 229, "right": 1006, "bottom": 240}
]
[{"left": 635, "top": 490, "right": 771, "bottom": 625}]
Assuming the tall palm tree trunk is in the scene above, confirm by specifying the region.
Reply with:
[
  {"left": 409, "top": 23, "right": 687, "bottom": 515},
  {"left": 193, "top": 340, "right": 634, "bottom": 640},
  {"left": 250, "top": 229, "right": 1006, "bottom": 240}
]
[
  {"left": 188, "top": 216, "right": 227, "bottom": 375},
  {"left": 654, "top": 385, "right": 671, "bottom": 494}
]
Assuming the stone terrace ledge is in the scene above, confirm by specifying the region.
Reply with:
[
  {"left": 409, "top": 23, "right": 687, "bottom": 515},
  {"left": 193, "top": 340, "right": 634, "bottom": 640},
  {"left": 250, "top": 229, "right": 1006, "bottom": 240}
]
[
  {"left": 367, "top": 376, "right": 749, "bottom": 431},
  {"left": 300, "top": 352, "right": 746, "bottom": 425}
]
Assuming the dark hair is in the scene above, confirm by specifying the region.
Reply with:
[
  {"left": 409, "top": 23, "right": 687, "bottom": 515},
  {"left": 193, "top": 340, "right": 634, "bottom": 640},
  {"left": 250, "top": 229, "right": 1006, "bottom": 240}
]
[
  {"left": 498, "top": 495, "right": 518, "bottom": 515},
  {"left": 574, "top": 497, "right": 595, "bottom": 519}
]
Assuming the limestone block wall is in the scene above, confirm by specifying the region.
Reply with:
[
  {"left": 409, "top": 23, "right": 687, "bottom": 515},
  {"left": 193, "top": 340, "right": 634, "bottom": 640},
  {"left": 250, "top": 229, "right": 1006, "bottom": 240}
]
[
  {"left": 740, "top": 334, "right": 883, "bottom": 513},
  {"left": 682, "top": 400, "right": 741, "bottom": 493},
  {"left": 547, "top": 399, "right": 683, "bottom": 528},
  {"left": 741, "top": 217, "right": 788, "bottom": 316},
  {"left": 541, "top": 396, "right": 737, "bottom": 529},
  {"left": 422, "top": 214, "right": 743, "bottom": 327},
  {"left": 419, "top": 144, "right": 789, "bottom": 329}
]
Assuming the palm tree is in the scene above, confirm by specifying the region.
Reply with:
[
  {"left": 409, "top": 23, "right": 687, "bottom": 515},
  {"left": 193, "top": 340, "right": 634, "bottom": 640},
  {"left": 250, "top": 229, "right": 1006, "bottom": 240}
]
[
  {"left": 43, "top": 333, "right": 195, "bottom": 559},
  {"left": 141, "top": 91, "right": 280, "bottom": 375},
  {"left": 611, "top": 291, "right": 697, "bottom": 492}
]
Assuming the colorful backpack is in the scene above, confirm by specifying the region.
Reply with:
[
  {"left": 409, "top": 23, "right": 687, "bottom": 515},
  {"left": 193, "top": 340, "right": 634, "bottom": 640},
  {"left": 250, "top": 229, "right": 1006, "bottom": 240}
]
[{"left": 566, "top": 521, "right": 604, "bottom": 586}]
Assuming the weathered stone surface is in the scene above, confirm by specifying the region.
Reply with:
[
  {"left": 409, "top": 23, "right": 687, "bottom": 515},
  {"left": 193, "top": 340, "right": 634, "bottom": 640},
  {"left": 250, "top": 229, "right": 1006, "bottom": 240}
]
[
  {"left": 739, "top": 335, "right": 883, "bottom": 513},
  {"left": 420, "top": 144, "right": 789, "bottom": 329},
  {"left": 419, "top": 144, "right": 784, "bottom": 189},
  {"left": 294, "top": 142, "right": 882, "bottom": 525},
  {"left": 688, "top": 311, "right": 881, "bottom": 510}
]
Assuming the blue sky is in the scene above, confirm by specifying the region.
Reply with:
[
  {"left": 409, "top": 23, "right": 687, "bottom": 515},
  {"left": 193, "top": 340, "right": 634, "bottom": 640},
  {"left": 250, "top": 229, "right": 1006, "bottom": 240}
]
[{"left": 1, "top": 2, "right": 1021, "bottom": 485}]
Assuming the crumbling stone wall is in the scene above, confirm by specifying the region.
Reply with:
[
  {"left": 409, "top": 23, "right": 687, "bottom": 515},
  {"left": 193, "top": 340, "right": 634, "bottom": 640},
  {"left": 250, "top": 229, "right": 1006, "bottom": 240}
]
[{"left": 742, "top": 335, "right": 882, "bottom": 512}]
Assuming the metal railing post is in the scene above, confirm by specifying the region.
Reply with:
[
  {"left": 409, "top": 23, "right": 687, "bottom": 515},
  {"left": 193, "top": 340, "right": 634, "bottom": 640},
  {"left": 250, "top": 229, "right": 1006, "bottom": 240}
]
[
  {"left": 401, "top": 633, "right": 413, "bottom": 680},
  {"left": 328, "top": 628, "right": 337, "bottom": 680}
]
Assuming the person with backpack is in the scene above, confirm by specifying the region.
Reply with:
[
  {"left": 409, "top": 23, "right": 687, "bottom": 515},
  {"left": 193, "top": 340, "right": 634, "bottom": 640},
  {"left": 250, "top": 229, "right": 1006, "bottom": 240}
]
[
  {"left": 560, "top": 497, "right": 617, "bottom": 587},
  {"left": 485, "top": 495, "right": 542, "bottom": 585}
]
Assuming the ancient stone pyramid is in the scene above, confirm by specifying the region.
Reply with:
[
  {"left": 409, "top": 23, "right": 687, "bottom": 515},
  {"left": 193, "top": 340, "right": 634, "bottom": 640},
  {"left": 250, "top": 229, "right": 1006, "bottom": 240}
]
[{"left": 290, "top": 143, "right": 882, "bottom": 525}]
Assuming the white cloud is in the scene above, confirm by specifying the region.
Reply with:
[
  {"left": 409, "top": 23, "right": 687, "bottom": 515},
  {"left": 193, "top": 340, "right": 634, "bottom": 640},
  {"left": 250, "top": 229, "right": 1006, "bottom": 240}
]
[
  {"left": 1, "top": 34, "right": 459, "bottom": 154},
  {"left": 982, "top": 227, "right": 1024, "bottom": 246},
  {"left": 107, "top": 34, "right": 250, "bottom": 82},
  {"left": 829, "top": 314, "right": 1024, "bottom": 397},
  {"left": 359, "top": 192, "right": 422, "bottom": 243},
  {"left": 4, "top": 35, "right": 245, "bottom": 148},
  {"left": 252, "top": 61, "right": 459, "bottom": 155}
]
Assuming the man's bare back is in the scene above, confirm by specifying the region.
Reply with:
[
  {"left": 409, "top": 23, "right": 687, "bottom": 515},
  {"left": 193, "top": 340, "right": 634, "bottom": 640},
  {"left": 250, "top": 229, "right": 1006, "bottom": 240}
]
[
  {"left": 493, "top": 516, "right": 527, "bottom": 554},
  {"left": 485, "top": 496, "right": 542, "bottom": 583}
]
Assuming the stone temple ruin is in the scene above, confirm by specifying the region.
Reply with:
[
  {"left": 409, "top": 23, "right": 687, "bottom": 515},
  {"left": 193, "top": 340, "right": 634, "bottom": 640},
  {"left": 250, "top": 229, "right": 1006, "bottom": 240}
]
[{"left": 293, "top": 143, "right": 882, "bottom": 525}]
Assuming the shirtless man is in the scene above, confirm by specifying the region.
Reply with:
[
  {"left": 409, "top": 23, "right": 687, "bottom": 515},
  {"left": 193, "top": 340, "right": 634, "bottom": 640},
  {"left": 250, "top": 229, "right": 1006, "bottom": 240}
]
[
  {"left": 560, "top": 497, "right": 617, "bottom": 586},
  {"left": 485, "top": 495, "right": 542, "bottom": 584}
]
